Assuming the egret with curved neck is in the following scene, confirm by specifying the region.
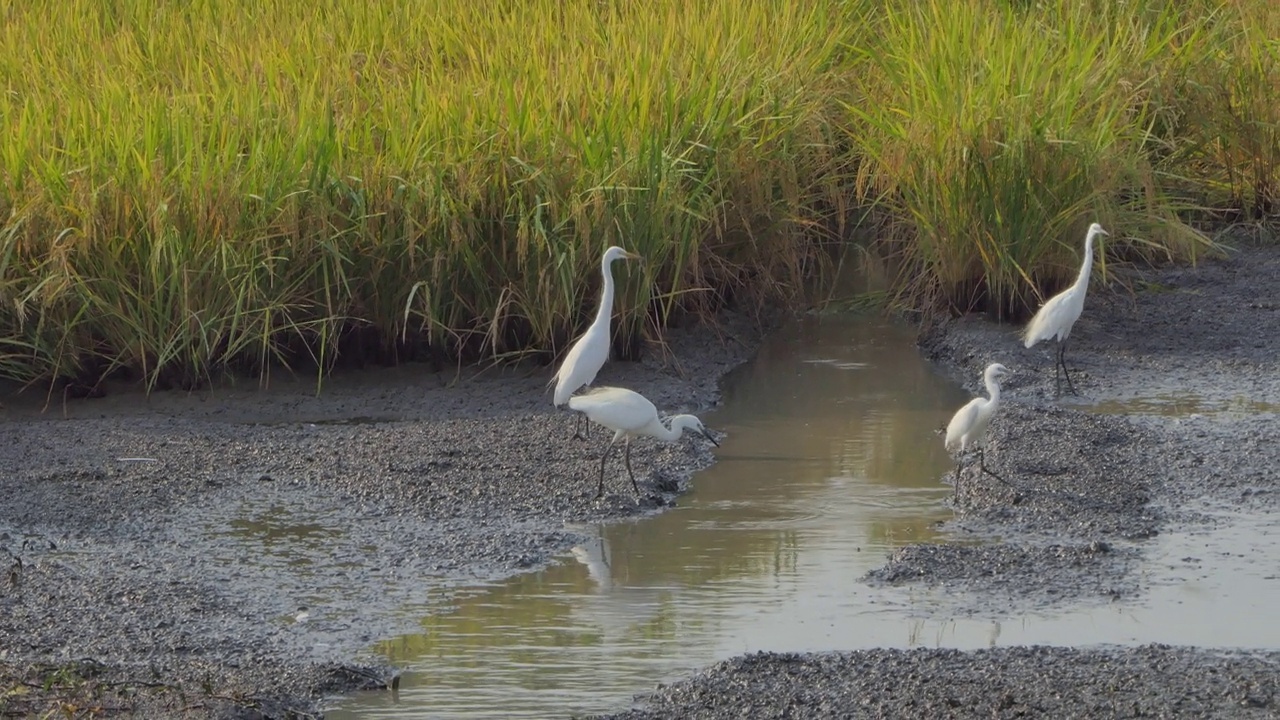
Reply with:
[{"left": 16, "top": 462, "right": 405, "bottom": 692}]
[
  {"left": 944, "top": 363, "right": 1012, "bottom": 500},
  {"left": 1023, "top": 222, "right": 1109, "bottom": 396},
  {"left": 568, "top": 386, "right": 719, "bottom": 498},
  {"left": 552, "top": 246, "right": 642, "bottom": 438}
]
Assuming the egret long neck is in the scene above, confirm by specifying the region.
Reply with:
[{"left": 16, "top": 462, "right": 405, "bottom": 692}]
[
  {"left": 985, "top": 376, "right": 1002, "bottom": 405},
  {"left": 652, "top": 415, "right": 694, "bottom": 442},
  {"left": 592, "top": 256, "right": 617, "bottom": 329},
  {"left": 1073, "top": 232, "right": 1096, "bottom": 290}
]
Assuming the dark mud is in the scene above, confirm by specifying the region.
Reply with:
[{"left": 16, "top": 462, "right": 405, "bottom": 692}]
[
  {"left": 0, "top": 311, "right": 767, "bottom": 718},
  {"left": 860, "top": 399, "right": 1166, "bottom": 614},
  {"left": 864, "top": 540, "right": 1139, "bottom": 611},
  {"left": 599, "top": 235, "right": 1280, "bottom": 719},
  {"left": 601, "top": 645, "right": 1280, "bottom": 720}
]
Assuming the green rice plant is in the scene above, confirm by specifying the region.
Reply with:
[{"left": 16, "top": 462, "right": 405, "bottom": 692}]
[
  {"left": 0, "top": 216, "right": 65, "bottom": 386},
  {"left": 845, "top": 0, "right": 1213, "bottom": 318},
  {"left": 1, "top": 0, "right": 1265, "bottom": 391},
  {"left": 0, "top": 0, "right": 857, "bottom": 389}
]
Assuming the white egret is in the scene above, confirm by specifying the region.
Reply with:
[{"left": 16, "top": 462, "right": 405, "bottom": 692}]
[
  {"left": 568, "top": 386, "right": 719, "bottom": 498},
  {"left": 551, "top": 246, "right": 643, "bottom": 439},
  {"left": 1023, "top": 222, "right": 1109, "bottom": 396},
  {"left": 944, "top": 362, "right": 1012, "bottom": 498}
]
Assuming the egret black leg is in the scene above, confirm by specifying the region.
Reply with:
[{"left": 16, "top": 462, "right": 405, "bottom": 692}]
[
  {"left": 977, "top": 448, "right": 1012, "bottom": 487},
  {"left": 1053, "top": 344, "right": 1063, "bottom": 397},
  {"left": 573, "top": 412, "right": 592, "bottom": 441},
  {"left": 595, "top": 442, "right": 615, "bottom": 498},
  {"left": 953, "top": 462, "right": 963, "bottom": 501},
  {"left": 1058, "top": 342, "right": 1078, "bottom": 396},
  {"left": 623, "top": 438, "right": 639, "bottom": 495}
]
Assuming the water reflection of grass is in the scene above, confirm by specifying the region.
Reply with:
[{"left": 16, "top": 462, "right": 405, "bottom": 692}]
[
  {"left": 714, "top": 315, "right": 968, "bottom": 493},
  {"left": 376, "top": 565, "right": 700, "bottom": 661}
]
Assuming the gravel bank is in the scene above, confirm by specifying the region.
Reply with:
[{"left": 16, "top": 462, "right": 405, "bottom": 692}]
[
  {"left": 0, "top": 311, "right": 765, "bottom": 718},
  {"left": 602, "top": 646, "right": 1280, "bottom": 720}
]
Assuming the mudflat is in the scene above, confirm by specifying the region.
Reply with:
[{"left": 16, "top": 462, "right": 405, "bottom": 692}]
[{"left": 0, "top": 313, "right": 764, "bottom": 718}]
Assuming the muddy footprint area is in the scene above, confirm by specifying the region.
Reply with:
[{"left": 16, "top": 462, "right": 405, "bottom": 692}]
[
  {"left": 601, "top": 237, "right": 1280, "bottom": 719},
  {"left": 0, "top": 313, "right": 765, "bottom": 718}
]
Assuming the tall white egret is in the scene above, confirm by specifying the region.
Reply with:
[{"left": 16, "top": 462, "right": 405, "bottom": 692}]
[
  {"left": 1023, "top": 222, "right": 1109, "bottom": 396},
  {"left": 568, "top": 386, "right": 719, "bottom": 498},
  {"left": 944, "top": 362, "right": 1012, "bottom": 498},
  {"left": 551, "top": 246, "right": 643, "bottom": 438}
]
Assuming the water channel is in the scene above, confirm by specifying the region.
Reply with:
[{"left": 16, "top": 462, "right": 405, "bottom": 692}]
[{"left": 319, "top": 314, "right": 1279, "bottom": 719}]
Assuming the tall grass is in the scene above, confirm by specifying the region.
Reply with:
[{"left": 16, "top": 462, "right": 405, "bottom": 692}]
[
  {"left": 1162, "top": 0, "right": 1280, "bottom": 220},
  {"left": 0, "top": 0, "right": 855, "bottom": 391},
  {"left": 845, "top": 0, "right": 1219, "bottom": 318},
  {"left": 0, "top": 0, "right": 1275, "bottom": 391}
]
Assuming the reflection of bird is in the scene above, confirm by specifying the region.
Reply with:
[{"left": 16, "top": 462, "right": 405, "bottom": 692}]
[
  {"left": 1023, "top": 222, "right": 1109, "bottom": 396},
  {"left": 944, "top": 363, "right": 1011, "bottom": 498},
  {"left": 569, "top": 531, "right": 614, "bottom": 592},
  {"left": 552, "top": 246, "right": 643, "bottom": 440},
  {"left": 568, "top": 386, "right": 719, "bottom": 498}
]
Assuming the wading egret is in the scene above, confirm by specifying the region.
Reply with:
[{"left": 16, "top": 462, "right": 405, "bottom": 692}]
[
  {"left": 551, "top": 246, "right": 643, "bottom": 439},
  {"left": 568, "top": 386, "right": 719, "bottom": 498},
  {"left": 944, "top": 363, "right": 1012, "bottom": 498},
  {"left": 1023, "top": 222, "right": 1109, "bottom": 396}
]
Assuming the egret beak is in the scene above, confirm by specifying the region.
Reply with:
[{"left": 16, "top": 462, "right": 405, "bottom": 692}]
[
  {"left": 623, "top": 250, "right": 644, "bottom": 263},
  {"left": 700, "top": 427, "right": 720, "bottom": 447},
  {"left": 1099, "top": 229, "right": 1110, "bottom": 236}
]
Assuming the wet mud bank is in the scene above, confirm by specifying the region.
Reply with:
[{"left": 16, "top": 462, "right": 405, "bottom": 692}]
[
  {"left": 0, "top": 312, "right": 768, "bottom": 718},
  {"left": 600, "top": 237, "right": 1280, "bottom": 718},
  {"left": 602, "top": 645, "right": 1280, "bottom": 719},
  {"left": 904, "top": 237, "right": 1280, "bottom": 597}
]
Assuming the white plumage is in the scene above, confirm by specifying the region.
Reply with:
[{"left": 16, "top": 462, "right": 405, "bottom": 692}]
[
  {"left": 568, "top": 386, "right": 718, "bottom": 498},
  {"left": 944, "top": 363, "right": 1011, "bottom": 498},
  {"left": 551, "top": 246, "right": 642, "bottom": 437},
  {"left": 1023, "top": 222, "right": 1109, "bottom": 396}
]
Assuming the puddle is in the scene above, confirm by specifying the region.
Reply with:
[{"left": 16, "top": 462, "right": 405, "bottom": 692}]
[
  {"left": 298, "top": 314, "right": 1280, "bottom": 719},
  {"left": 227, "top": 506, "right": 344, "bottom": 545},
  {"left": 1064, "top": 392, "right": 1280, "bottom": 418}
]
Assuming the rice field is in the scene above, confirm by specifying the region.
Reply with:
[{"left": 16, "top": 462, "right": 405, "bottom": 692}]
[{"left": 0, "top": 0, "right": 1276, "bottom": 391}]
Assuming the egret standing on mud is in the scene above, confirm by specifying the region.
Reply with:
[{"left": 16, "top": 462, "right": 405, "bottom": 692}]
[
  {"left": 945, "top": 363, "right": 1012, "bottom": 499},
  {"left": 552, "top": 246, "right": 643, "bottom": 439},
  {"left": 568, "top": 386, "right": 719, "bottom": 498},
  {"left": 1023, "top": 222, "right": 1109, "bottom": 396}
]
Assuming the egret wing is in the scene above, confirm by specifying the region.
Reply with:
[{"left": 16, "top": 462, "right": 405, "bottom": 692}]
[
  {"left": 552, "top": 330, "right": 609, "bottom": 405},
  {"left": 1022, "top": 290, "right": 1075, "bottom": 347},
  {"left": 568, "top": 386, "right": 657, "bottom": 432},
  {"left": 944, "top": 398, "right": 982, "bottom": 451}
]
